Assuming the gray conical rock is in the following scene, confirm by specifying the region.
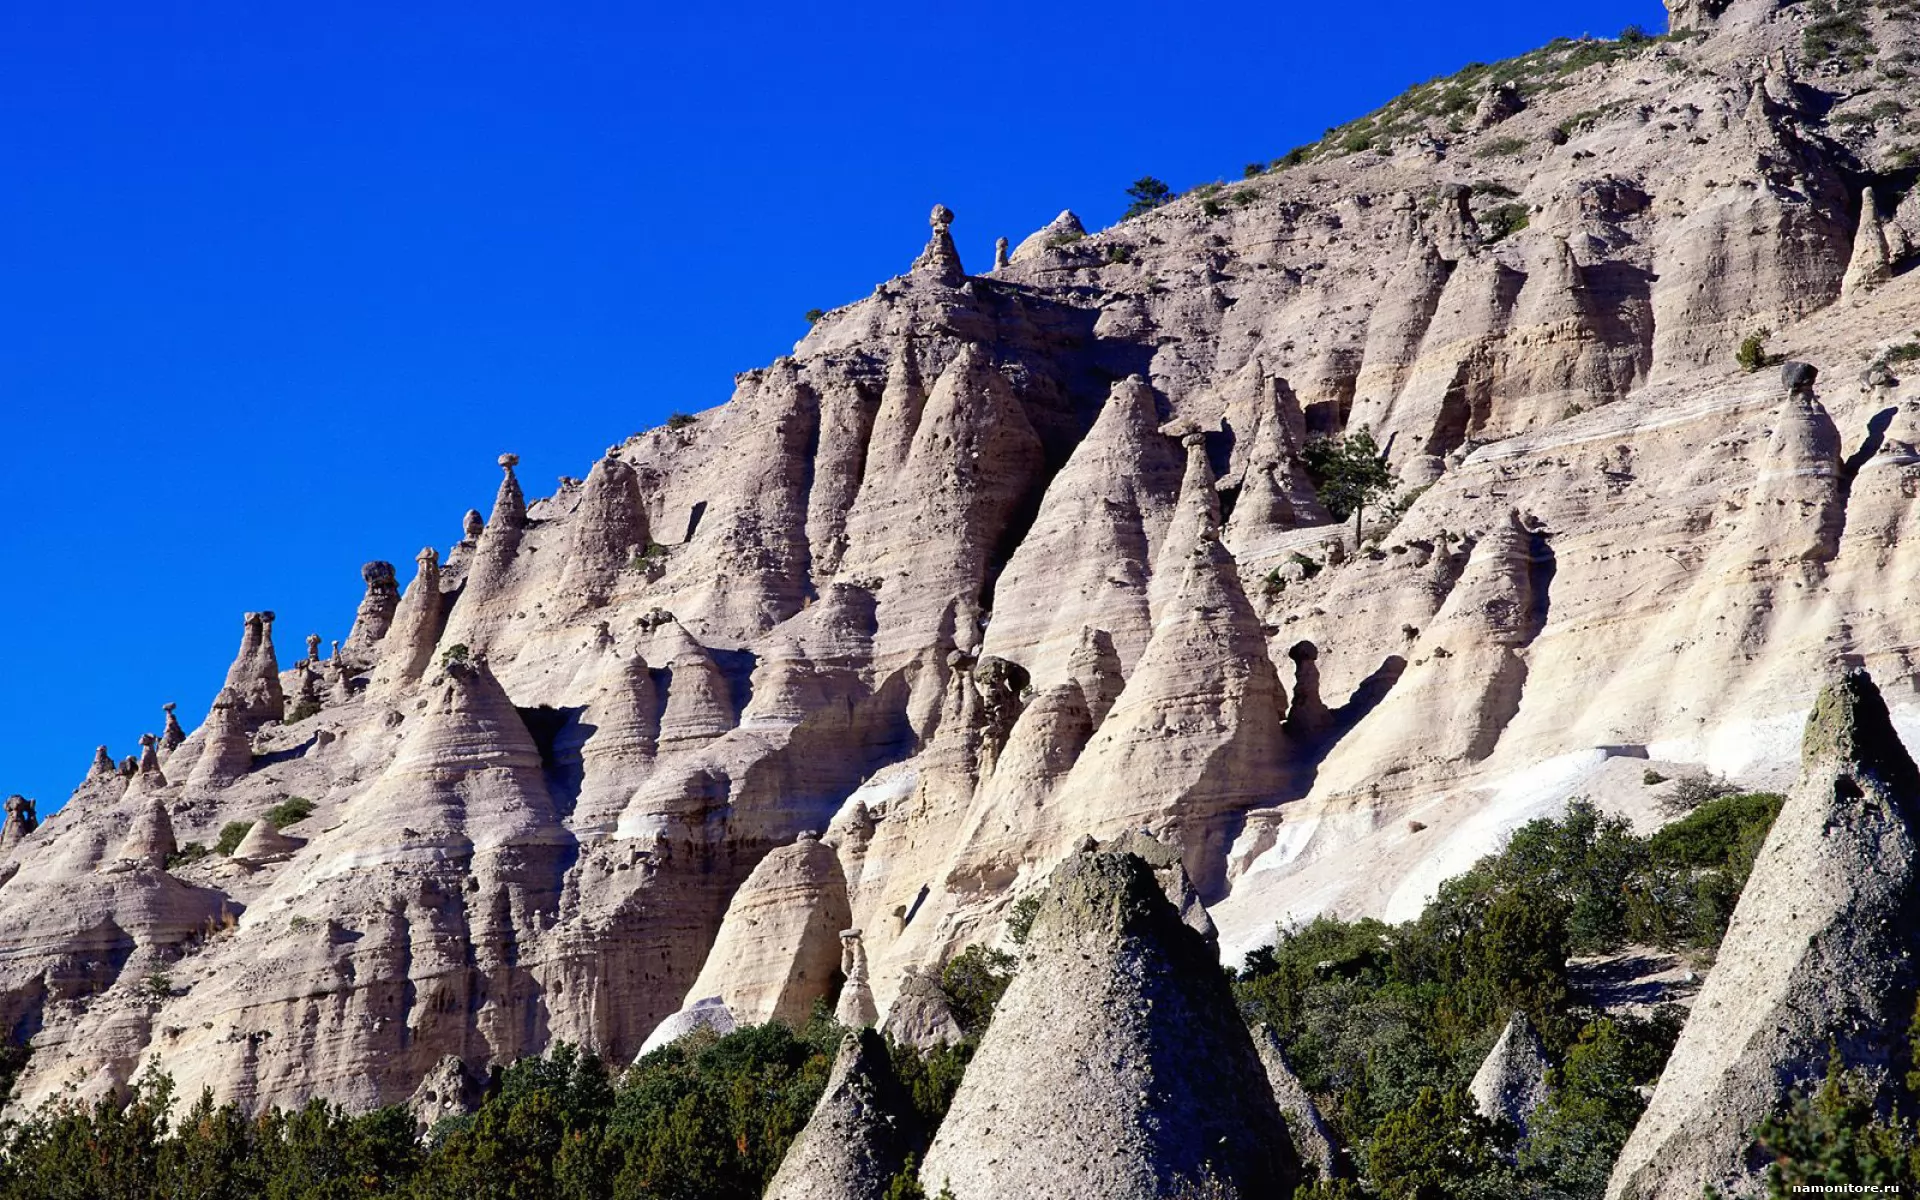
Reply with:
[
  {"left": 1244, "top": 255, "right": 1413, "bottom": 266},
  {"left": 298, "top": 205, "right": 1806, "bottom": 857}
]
[
  {"left": 221, "top": 611, "right": 284, "bottom": 728},
  {"left": 159, "top": 703, "right": 186, "bottom": 753},
  {"left": 911, "top": 204, "right": 964, "bottom": 283},
  {"left": 372, "top": 548, "right": 447, "bottom": 691},
  {"left": 185, "top": 688, "right": 255, "bottom": 792},
  {"left": 1842, "top": 187, "right": 1893, "bottom": 299},
  {"left": 1011, "top": 209, "right": 1086, "bottom": 262},
  {"left": 764, "top": 1028, "right": 921, "bottom": 1200},
  {"left": 834, "top": 928, "right": 878, "bottom": 1029},
  {"left": 1606, "top": 670, "right": 1920, "bottom": 1200},
  {"left": 115, "top": 795, "right": 177, "bottom": 870},
  {"left": 1469, "top": 1012, "right": 1550, "bottom": 1140},
  {"left": 341, "top": 561, "right": 400, "bottom": 664},
  {"left": 560, "top": 452, "right": 648, "bottom": 604},
  {"left": 1251, "top": 1024, "right": 1342, "bottom": 1181},
  {"left": 679, "top": 832, "right": 851, "bottom": 1027},
  {"left": 919, "top": 850, "right": 1299, "bottom": 1199},
  {"left": 880, "top": 965, "right": 963, "bottom": 1052},
  {"left": 636, "top": 997, "right": 738, "bottom": 1059},
  {"left": 231, "top": 819, "right": 302, "bottom": 866}
]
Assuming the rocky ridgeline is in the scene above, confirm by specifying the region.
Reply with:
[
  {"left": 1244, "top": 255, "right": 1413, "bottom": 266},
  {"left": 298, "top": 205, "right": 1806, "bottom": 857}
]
[{"left": 1, "top": 4, "right": 1919, "bottom": 1174}]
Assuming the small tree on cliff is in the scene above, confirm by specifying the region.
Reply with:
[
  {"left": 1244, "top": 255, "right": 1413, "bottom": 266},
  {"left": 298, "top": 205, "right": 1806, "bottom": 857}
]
[{"left": 1302, "top": 427, "right": 1398, "bottom": 541}]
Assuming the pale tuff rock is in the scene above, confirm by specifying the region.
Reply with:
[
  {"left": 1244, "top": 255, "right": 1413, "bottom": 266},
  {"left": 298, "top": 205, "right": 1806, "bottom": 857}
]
[
  {"left": 992, "top": 236, "right": 1010, "bottom": 271},
  {"left": 1010, "top": 209, "right": 1085, "bottom": 262},
  {"left": 461, "top": 508, "right": 485, "bottom": 543},
  {"left": 1283, "top": 641, "right": 1333, "bottom": 743},
  {"left": 0, "top": 796, "right": 38, "bottom": 852},
  {"left": 304, "top": 634, "right": 321, "bottom": 664},
  {"left": 911, "top": 204, "right": 964, "bottom": 283},
  {"left": 1747, "top": 365, "right": 1843, "bottom": 567},
  {"left": 1469, "top": 1013, "right": 1551, "bottom": 1140},
  {"left": 1472, "top": 81, "right": 1525, "bottom": 130},
  {"left": 637, "top": 997, "right": 737, "bottom": 1058},
  {"left": 159, "top": 703, "right": 186, "bottom": 753},
  {"left": 1664, "top": 0, "right": 1730, "bottom": 31},
  {"left": 408, "top": 1056, "right": 478, "bottom": 1130},
  {"left": 372, "top": 548, "right": 447, "bottom": 690},
  {"left": 1223, "top": 373, "right": 1329, "bottom": 560},
  {"left": 1252, "top": 1023, "right": 1342, "bottom": 1181},
  {"left": 341, "top": 561, "right": 400, "bottom": 663},
  {"left": 1150, "top": 431, "right": 1225, "bottom": 621},
  {"left": 115, "top": 795, "right": 177, "bottom": 870},
  {"left": 654, "top": 624, "right": 737, "bottom": 747},
  {"left": 920, "top": 851, "right": 1299, "bottom": 1198},
  {"left": 1842, "top": 186, "right": 1894, "bottom": 300},
  {"left": 221, "top": 611, "right": 284, "bottom": 728},
  {"left": 833, "top": 928, "right": 878, "bottom": 1029},
  {"left": 89, "top": 746, "right": 114, "bottom": 778},
  {"left": 1052, "top": 534, "right": 1288, "bottom": 900},
  {"left": 446, "top": 455, "right": 529, "bottom": 645},
  {"left": 185, "top": 689, "right": 255, "bottom": 792},
  {"left": 805, "top": 374, "right": 881, "bottom": 584},
  {"left": 135, "top": 733, "right": 165, "bottom": 785},
  {"left": 985, "top": 376, "right": 1182, "bottom": 685},
  {"left": 568, "top": 648, "right": 660, "bottom": 836},
  {"left": 230, "top": 819, "right": 301, "bottom": 867},
  {"left": 839, "top": 343, "right": 1046, "bottom": 665},
  {"left": 1101, "top": 829, "right": 1218, "bottom": 942},
  {"left": 1607, "top": 671, "right": 1920, "bottom": 1200},
  {"left": 559, "top": 452, "right": 648, "bottom": 605},
  {"left": 763, "top": 1028, "right": 921, "bottom": 1200},
  {"left": 880, "top": 965, "right": 962, "bottom": 1052},
  {"left": 1351, "top": 239, "right": 1452, "bottom": 434},
  {"left": 1068, "top": 626, "right": 1126, "bottom": 731},
  {"left": 1315, "top": 510, "right": 1541, "bottom": 791},
  {"left": 680, "top": 832, "right": 851, "bottom": 1027}
]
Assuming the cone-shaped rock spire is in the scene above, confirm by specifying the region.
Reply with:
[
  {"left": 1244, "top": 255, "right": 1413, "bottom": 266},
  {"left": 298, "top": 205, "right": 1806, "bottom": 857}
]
[
  {"left": 678, "top": 831, "right": 851, "bottom": 1027},
  {"left": 763, "top": 1028, "right": 923, "bottom": 1200},
  {"left": 1842, "top": 187, "right": 1893, "bottom": 299},
  {"left": 561, "top": 450, "right": 649, "bottom": 604},
  {"left": 920, "top": 850, "right": 1300, "bottom": 1198},
  {"left": 373, "top": 548, "right": 448, "bottom": 691},
  {"left": 186, "top": 688, "right": 255, "bottom": 792},
  {"left": 984, "top": 376, "right": 1183, "bottom": 684},
  {"left": 1252, "top": 1024, "right": 1343, "bottom": 1181},
  {"left": 833, "top": 928, "right": 878, "bottom": 1029},
  {"left": 911, "top": 204, "right": 965, "bottom": 283},
  {"left": 881, "top": 965, "right": 964, "bottom": 1052},
  {"left": 341, "top": 561, "right": 400, "bottom": 664},
  {"left": 159, "top": 702, "right": 186, "bottom": 753},
  {"left": 221, "top": 611, "right": 284, "bottom": 728},
  {"left": 1469, "top": 1012, "right": 1550, "bottom": 1140},
  {"left": 1607, "top": 670, "right": 1920, "bottom": 1200},
  {"left": 115, "top": 794, "right": 177, "bottom": 870}
]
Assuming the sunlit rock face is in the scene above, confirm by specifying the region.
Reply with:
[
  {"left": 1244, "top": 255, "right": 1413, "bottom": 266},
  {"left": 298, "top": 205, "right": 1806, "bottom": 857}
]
[{"left": 7, "top": 5, "right": 1920, "bottom": 1130}]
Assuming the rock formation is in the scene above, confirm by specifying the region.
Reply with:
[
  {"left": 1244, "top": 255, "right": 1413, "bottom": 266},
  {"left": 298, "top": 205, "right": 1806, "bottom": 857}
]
[
  {"left": 1469, "top": 1013, "right": 1551, "bottom": 1141},
  {"left": 764, "top": 1028, "right": 921, "bottom": 1200},
  {"left": 342, "top": 561, "right": 400, "bottom": 663},
  {"left": 919, "top": 850, "right": 1299, "bottom": 1198},
  {"left": 1607, "top": 671, "right": 1920, "bottom": 1200},
  {"left": 8, "top": 10, "right": 1920, "bottom": 1162},
  {"left": 674, "top": 832, "right": 851, "bottom": 1028},
  {"left": 221, "top": 611, "right": 284, "bottom": 728},
  {"left": 879, "top": 965, "right": 962, "bottom": 1051},
  {"left": 159, "top": 703, "right": 186, "bottom": 753},
  {"left": 1252, "top": 1023, "right": 1342, "bottom": 1181},
  {"left": 833, "top": 929, "right": 878, "bottom": 1029}
]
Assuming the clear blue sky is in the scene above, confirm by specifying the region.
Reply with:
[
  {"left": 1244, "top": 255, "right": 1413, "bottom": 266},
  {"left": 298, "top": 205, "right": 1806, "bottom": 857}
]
[{"left": 0, "top": 0, "right": 1664, "bottom": 810}]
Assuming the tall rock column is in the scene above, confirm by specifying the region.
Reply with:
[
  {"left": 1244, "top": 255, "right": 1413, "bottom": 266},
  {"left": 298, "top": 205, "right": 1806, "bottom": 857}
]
[
  {"left": 221, "top": 611, "right": 284, "bottom": 728},
  {"left": 341, "top": 561, "right": 400, "bottom": 664},
  {"left": 1606, "top": 670, "right": 1920, "bottom": 1200},
  {"left": 920, "top": 850, "right": 1299, "bottom": 1198}
]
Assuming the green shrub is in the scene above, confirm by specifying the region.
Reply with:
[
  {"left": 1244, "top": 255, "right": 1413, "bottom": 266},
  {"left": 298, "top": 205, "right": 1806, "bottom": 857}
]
[
  {"left": 1103, "top": 243, "right": 1133, "bottom": 265},
  {"left": 1243, "top": 162, "right": 1265, "bottom": 179},
  {"left": 1005, "top": 892, "right": 1042, "bottom": 945},
  {"left": 143, "top": 973, "right": 172, "bottom": 999},
  {"left": 165, "top": 842, "right": 209, "bottom": 870},
  {"left": 803, "top": 307, "right": 825, "bottom": 325},
  {"left": 214, "top": 821, "right": 253, "bottom": 857},
  {"left": 1476, "top": 135, "right": 1529, "bottom": 159},
  {"left": 1756, "top": 1048, "right": 1920, "bottom": 1192},
  {"left": 1736, "top": 328, "right": 1776, "bottom": 373},
  {"left": 665, "top": 411, "right": 698, "bottom": 431},
  {"left": 939, "top": 946, "right": 1015, "bottom": 1036},
  {"left": 1641, "top": 769, "right": 1668, "bottom": 786},
  {"left": 1200, "top": 198, "right": 1224, "bottom": 217},
  {"left": 265, "top": 797, "right": 315, "bottom": 830},
  {"left": 1521, "top": 1013, "right": 1683, "bottom": 1195},
  {"left": 440, "top": 642, "right": 471, "bottom": 667},
  {"left": 1885, "top": 340, "right": 1920, "bottom": 366},
  {"left": 1481, "top": 203, "right": 1530, "bottom": 242},
  {"left": 284, "top": 699, "right": 322, "bottom": 724}
]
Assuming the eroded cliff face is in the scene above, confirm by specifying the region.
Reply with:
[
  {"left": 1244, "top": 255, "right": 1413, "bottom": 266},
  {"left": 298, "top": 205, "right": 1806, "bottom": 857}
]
[{"left": 5, "top": 0, "right": 1920, "bottom": 1116}]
